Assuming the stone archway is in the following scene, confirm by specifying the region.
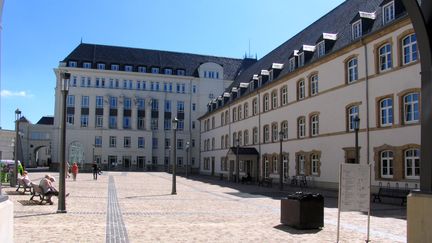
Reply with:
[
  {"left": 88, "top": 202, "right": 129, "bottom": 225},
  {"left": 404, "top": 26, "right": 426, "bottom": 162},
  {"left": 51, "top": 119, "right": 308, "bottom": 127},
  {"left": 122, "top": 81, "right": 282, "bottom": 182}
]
[{"left": 33, "top": 145, "right": 50, "bottom": 167}]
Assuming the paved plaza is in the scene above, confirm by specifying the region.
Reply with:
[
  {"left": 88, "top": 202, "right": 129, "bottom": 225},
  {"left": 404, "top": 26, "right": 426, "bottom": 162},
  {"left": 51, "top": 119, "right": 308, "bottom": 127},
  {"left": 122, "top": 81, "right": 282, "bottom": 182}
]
[{"left": 3, "top": 171, "right": 406, "bottom": 242}]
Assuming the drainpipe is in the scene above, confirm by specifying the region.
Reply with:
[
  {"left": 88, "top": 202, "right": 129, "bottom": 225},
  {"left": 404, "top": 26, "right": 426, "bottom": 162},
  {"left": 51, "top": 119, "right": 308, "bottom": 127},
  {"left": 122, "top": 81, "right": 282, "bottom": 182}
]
[
  {"left": 361, "top": 38, "right": 371, "bottom": 165},
  {"left": 188, "top": 78, "right": 193, "bottom": 174},
  {"left": 257, "top": 91, "right": 262, "bottom": 180}
]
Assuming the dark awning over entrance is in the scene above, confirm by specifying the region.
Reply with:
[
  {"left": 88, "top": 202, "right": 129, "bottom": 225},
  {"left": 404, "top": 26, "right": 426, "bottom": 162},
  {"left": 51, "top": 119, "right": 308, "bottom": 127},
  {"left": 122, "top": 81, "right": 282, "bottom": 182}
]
[{"left": 228, "top": 147, "right": 259, "bottom": 156}]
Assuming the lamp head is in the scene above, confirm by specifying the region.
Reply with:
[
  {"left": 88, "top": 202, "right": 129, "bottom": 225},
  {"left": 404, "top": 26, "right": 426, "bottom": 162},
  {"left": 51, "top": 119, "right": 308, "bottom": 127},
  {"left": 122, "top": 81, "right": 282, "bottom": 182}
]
[
  {"left": 354, "top": 116, "right": 360, "bottom": 130},
  {"left": 172, "top": 117, "right": 179, "bottom": 130}
]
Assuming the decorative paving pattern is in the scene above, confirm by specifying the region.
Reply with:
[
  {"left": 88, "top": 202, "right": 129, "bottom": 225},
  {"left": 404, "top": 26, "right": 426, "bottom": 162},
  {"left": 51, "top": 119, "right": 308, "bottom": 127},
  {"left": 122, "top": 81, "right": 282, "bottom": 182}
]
[{"left": 106, "top": 175, "right": 129, "bottom": 243}]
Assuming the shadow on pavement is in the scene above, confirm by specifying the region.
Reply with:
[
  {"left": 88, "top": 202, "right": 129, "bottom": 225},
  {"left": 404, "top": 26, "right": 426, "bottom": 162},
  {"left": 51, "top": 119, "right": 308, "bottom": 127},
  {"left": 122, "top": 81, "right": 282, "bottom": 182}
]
[{"left": 273, "top": 224, "right": 322, "bottom": 235}]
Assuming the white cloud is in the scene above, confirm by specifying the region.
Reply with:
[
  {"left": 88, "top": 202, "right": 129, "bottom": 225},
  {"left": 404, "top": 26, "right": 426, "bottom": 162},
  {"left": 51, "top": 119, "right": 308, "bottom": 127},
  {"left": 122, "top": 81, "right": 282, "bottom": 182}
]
[{"left": 0, "top": 90, "right": 32, "bottom": 98}]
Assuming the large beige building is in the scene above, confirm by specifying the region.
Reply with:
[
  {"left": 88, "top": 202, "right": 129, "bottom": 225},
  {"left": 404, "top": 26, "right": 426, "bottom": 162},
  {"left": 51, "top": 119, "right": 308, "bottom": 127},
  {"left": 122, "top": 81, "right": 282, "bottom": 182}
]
[
  {"left": 199, "top": 0, "right": 421, "bottom": 189},
  {"left": 52, "top": 44, "right": 255, "bottom": 171}
]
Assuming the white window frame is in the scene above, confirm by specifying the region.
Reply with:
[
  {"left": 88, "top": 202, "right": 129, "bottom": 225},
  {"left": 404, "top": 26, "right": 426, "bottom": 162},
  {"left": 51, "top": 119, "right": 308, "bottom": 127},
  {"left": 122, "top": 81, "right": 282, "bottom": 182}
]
[
  {"left": 298, "top": 80, "right": 305, "bottom": 100},
  {"left": 348, "top": 106, "right": 359, "bottom": 131},
  {"left": 264, "top": 125, "right": 270, "bottom": 143},
  {"left": 298, "top": 52, "right": 305, "bottom": 67},
  {"left": 347, "top": 58, "right": 358, "bottom": 83},
  {"left": 380, "top": 98, "right": 393, "bottom": 127},
  {"left": 311, "top": 154, "right": 319, "bottom": 175},
  {"left": 382, "top": 1, "right": 395, "bottom": 25},
  {"left": 402, "top": 34, "right": 418, "bottom": 65},
  {"left": 317, "top": 41, "right": 325, "bottom": 57},
  {"left": 95, "top": 115, "right": 103, "bottom": 128},
  {"left": 281, "top": 86, "right": 288, "bottom": 105},
  {"left": 379, "top": 43, "right": 392, "bottom": 71},
  {"left": 281, "top": 121, "right": 288, "bottom": 140},
  {"left": 404, "top": 93, "right": 419, "bottom": 123},
  {"left": 289, "top": 57, "right": 296, "bottom": 72},
  {"left": 311, "top": 115, "right": 319, "bottom": 136},
  {"left": 253, "top": 127, "right": 258, "bottom": 145},
  {"left": 298, "top": 117, "right": 306, "bottom": 138},
  {"left": 271, "top": 91, "right": 277, "bottom": 109},
  {"left": 381, "top": 150, "right": 394, "bottom": 178},
  {"left": 352, "top": 20, "right": 362, "bottom": 40},
  {"left": 405, "top": 149, "right": 420, "bottom": 179},
  {"left": 310, "top": 74, "right": 318, "bottom": 96},
  {"left": 273, "top": 156, "right": 278, "bottom": 174},
  {"left": 263, "top": 94, "right": 269, "bottom": 112},
  {"left": 298, "top": 155, "right": 305, "bottom": 175}
]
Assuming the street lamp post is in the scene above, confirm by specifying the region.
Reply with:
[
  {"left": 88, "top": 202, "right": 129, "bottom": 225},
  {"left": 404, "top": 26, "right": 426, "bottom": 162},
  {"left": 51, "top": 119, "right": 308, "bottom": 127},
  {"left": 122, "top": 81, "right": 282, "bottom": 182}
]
[
  {"left": 186, "top": 141, "right": 190, "bottom": 178},
  {"left": 236, "top": 138, "right": 240, "bottom": 183},
  {"left": 57, "top": 72, "right": 70, "bottom": 213},
  {"left": 354, "top": 116, "right": 360, "bottom": 164},
  {"left": 11, "top": 109, "right": 21, "bottom": 187},
  {"left": 279, "top": 130, "right": 284, "bottom": 191},
  {"left": 172, "top": 117, "right": 178, "bottom": 195}
]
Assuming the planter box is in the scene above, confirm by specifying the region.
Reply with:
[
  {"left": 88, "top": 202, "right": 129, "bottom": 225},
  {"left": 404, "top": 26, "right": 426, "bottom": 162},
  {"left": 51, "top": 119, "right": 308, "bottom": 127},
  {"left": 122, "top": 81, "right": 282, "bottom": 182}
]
[{"left": 281, "top": 193, "right": 324, "bottom": 229}]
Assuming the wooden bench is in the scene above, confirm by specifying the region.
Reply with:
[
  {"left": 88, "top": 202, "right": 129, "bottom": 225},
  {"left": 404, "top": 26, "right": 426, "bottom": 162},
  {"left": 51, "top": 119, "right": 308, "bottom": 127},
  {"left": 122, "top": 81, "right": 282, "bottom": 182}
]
[
  {"left": 372, "top": 187, "right": 410, "bottom": 206},
  {"left": 16, "top": 178, "right": 32, "bottom": 194},
  {"left": 30, "top": 183, "right": 51, "bottom": 205},
  {"left": 258, "top": 178, "right": 273, "bottom": 187}
]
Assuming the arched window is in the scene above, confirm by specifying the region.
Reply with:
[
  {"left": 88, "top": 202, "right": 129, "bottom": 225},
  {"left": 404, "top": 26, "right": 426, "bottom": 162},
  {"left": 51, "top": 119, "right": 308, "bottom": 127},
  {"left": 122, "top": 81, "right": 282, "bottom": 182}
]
[
  {"left": 273, "top": 156, "right": 278, "bottom": 173},
  {"left": 379, "top": 43, "right": 392, "bottom": 71},
  {"left": 252, "top": 98, "right": 258, "bottom": 115},
  {"left": 347, "top": 57, "right": 358, "bottom": 83},
  {"left": 381, "top": 150, "right": 394, "bottom": 178},
  {"left": 244, "top": 102, "right": 249, "bottom": 118},
  {"left": 243, "top": 130, "right": 249, "bottom": 145},
  {"left": 253, "top": 127, "right": 258, "bottom": 144},
  {"left": 405, "top": 149, "right": 420, "bottom": 179},
  {"left": 310, "top": 114, "right": 319, "bottom": 137},
  {"left": 297, "top": 117, "right": 306, "bottom": 138},
  {"left": 263, "top": 94, "right": 270, "bottom": 112},
  {"left": 271, "top": 91, "right": 278, "bottom": 109},
  {"left": 309, "top": 74, "right": 318, "bottom": 96},
  {"left": 281, "top": 121, "right": 288, "bottom": 140},
  {"left": 272, "top": 123, "right": 278, "bottom": 142},
  {"left": 264, "top": 125, "right": 270, "bottom": 143},
  {"left": 380, "top": 98, "right": 393, "bottom": 126},
  {"left": 402, "top": 33, "right": 417, "bottom": 65},
  {"left": 280, "top": 85, "right": 288, "bottom": 106},
  {"left": 297, "top": 80, "right": 305, "bottom": 100},
  {"left": 403, "top": 93, "right": 419, "bottom": 123},
  {"left": 348, "top": 106, "right": 359, "bottom": 131},
  {"left": 311, "top": 154, "right": 319, "bottom": 175}
]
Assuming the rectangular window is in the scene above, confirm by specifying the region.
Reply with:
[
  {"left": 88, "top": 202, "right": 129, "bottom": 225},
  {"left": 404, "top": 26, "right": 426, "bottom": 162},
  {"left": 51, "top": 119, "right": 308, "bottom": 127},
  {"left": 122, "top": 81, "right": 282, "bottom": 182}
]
[
  {"left": 81, "top": 77, "right": 86, "bottom": 87},
  {"left": 95, "top": 136, "right": 102, "bottom": 147},
  {"left": 151, "top": 67, "right": 159, "bottom": 74},
  {"left": 192, "top": 85, "right": 197, "bottom": 93},
  {"left": 95, "top": 115, "right": 103, "bottom": 128},
  {"left": 164, "top": 119, "right": 171, "bottom": 130},
  {"left": 67, "top": 114, "right": 74, "bottom": 124},
  {"left": 310, "top": 75, "right": 318, "bottom": 96},
  {"left": 403, "top": 34, "right": 418, "bottom": 65},
  {"left": 352, "top": 20, "right": 362, "bottom": 40},
  {"left": 125, "top": 65, "right": 133, "bottom": 72},
  {"left": 67, "top": 95, "right": 75, "bottom": 107},
  {"left": 138, "top": 66, "right": 146, "bottom": 73},
  {"left": 165, "top": 100, "right": 172, "bottom": 112},
  {"left": 151, "top": 99, "right": 159, "bottom": 111},
  {"left": 380, "top": 98, "right": 393, "bottom": 126},
  {"left": 87, "top": 77, "right": 92, "bottom": 87},
  {"left": 165, "top": 138, "right": 171, "bottom": 149},
  {"left": 382, "top": 1, "right": 395, "bottom": 24},
  {"left": 109, "top": 136, "right": 117, "bottom": 147},
  {"left": 111, "top": 64, "right": 119, "bottom": 71},
  {"left": 347, "top": 58, "right": 358, "bottom": 83},
  {"left": 289, "top": 57, "right": 296, "bottom": 72},
  {"left": 110, "top": 97, "right": 117, "bottom": 108},
  {"left": 109, "top": 116, "right": 117, "bottom": 129},
  {"left": 69, "top": 61, "right": 77, "bottom": 67},
  {"left": 317, "top": 41, "right": 325, "bottom": 57},
  {"left": 177, "top": 139, "right": 184, "bottom": 150},
  {"left": 298, "top": 52, "right": 305, "bottom": 67},
  {"left": 80, "top": 115, "right": 89, "bottom": 127},
  {"left": 123, "top": 117, "right": 131, "bottom": 129},
  {"left": 81, "top": 96, "right": 89, "bottom": 108},
  {"left": 151, "top": 118, "right": 158, "bottom": 130},
  {"left": 164, "top": 68, "right": 172, "bottom": 75},
  {"left": 124, "top": 136, "right": 131, "bottom": 148},
  {"left": 124, "top": 98, "right": 131, "bottom": 110},
  {"left": 379, "top": 43, "right": 392, "bottom": 71},
  {"left": 83, "top": 62, "right": 92, "bottom": 69},
  {"left": 177, "top": 120, "right": 184, "bottom": 131},
  {"left": 177, "top": 101, "right": 185, "bottom": 112},
  {"left": 137, "top": 98, "right": 145, "bottom": 110},
  {"left": 177, "top": 69, "right": 185, "bottom": 76},
  {"left": 138, "top": 137, "right": 145, "bottom": 148},
  {"left": 192, "top": 103, "right": 196, "bottom": 111},
  {"left": 137, "top": 117, "right": 145, "bottom": 130},
  {"left": 97, "top": 63, "right": 105, "bottom": 70}
]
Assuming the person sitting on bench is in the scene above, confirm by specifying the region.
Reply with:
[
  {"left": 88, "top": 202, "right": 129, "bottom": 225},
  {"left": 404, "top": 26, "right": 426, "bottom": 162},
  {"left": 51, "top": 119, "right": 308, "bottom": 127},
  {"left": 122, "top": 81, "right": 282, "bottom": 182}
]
[
  {"left": 241, "top": 173, "right": 252, "bottom": 183},
  {"left": 20, "top": 170, "right": 31, "bottom": 186},
  {"left": 39, "top": 174, "right": 66, "bottom": 205}
]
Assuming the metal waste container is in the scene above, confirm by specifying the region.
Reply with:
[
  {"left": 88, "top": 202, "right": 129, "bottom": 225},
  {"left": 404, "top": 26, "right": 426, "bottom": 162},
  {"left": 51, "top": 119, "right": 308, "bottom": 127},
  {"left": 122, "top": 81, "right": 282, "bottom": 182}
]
[{"left": 281, "top": 192, "right": 324, "bottom": 229}]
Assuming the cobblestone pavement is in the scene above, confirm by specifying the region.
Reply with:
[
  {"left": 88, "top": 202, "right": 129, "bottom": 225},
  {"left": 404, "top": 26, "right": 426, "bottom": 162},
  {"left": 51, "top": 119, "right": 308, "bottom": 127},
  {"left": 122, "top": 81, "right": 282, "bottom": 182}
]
[{"left": 3, "top": 172, "right": 406, "bottom": 242}]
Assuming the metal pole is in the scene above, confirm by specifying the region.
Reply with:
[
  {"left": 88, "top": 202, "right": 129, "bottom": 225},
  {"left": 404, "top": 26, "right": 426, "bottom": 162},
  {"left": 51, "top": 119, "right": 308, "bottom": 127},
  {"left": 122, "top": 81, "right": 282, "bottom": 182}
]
[
  {"left": 279, "top": 132, "right": 283, "bottom": 190},
  {"left": 58, "top": 74, "right": 69, "bottom": 213},
  {"left": 186, "top": 144, "right": 189, "bottom": 178},
  {"left": 355, "top": 128, "right": 359, "bottom": 164},
  {"left": 236, "top": 139, "right": 239, "bottom": 183},
  {"left": 172, "top": 127, "right": 177, "bottom": 195},
  {"left": 12, "top": 110, "right": 20, "bottom": 187}
]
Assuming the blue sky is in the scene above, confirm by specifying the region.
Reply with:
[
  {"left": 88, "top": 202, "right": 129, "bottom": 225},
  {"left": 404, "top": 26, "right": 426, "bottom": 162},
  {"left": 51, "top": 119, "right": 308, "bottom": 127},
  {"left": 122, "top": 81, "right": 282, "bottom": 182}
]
[{"left": 0, "top": 0, "right": 344, "bottom": 130}]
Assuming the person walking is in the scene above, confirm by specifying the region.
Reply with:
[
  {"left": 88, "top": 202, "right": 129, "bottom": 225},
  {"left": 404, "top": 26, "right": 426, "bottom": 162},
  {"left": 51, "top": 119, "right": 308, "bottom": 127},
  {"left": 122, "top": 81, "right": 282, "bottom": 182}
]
[
  {"left": 71, "top": 162, "right": 79, "bottom": 181},
  {"left": 92, "top": 162, "right": 98, "bottom": 180}
]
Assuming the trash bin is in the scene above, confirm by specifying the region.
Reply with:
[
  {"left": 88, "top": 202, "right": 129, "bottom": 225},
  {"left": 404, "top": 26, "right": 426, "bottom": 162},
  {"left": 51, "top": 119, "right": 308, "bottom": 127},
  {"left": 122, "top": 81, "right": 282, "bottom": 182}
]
[{"left": 281, "top": 192, "right": 324, "bottom": 229}]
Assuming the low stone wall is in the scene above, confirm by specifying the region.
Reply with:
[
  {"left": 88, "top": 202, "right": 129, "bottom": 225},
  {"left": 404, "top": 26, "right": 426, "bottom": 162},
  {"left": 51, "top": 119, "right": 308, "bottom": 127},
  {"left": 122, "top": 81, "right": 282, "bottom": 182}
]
[{"left": 0, "top": 196, "right": 13, "bottom": 243}]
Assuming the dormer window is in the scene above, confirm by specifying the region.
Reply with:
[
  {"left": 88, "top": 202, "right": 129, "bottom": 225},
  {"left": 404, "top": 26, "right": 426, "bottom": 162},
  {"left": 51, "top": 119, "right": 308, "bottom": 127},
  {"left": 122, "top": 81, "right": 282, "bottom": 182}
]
[
  {"left": 268, "top": 70, "right": 273, "bottom": 82},
  {"left": 138, "top": 66, "right": 146, "bottom": 73},
  {"left": 298, "top": 52, "right": 305, "bottom": 67},
  {"left": 164, "top": 68, "right": 173, "bottom": 75},
  {"left": 289, "top": 57, "right": 296, "bottom": 72},
  {"left": 111, "top": 64, "right": 119, "bottom": 71},
  {"left": 68, "top": 61, "right": 77, "bottom": 67},
  {"left": 352, "top": 20, "right": 362, "bottom": 39},
  {"left": 382, "top": 1, "right": 395, "bottom": 24},
  {"left": 125, "top": 65, "right": 133, "bottom": 72},
  {"left": 176, "top": 69, "right": 185, "bottom": 76},
  {"left": 97, "top": 63, "right": 105, "bottom": 70},
  {"left": 151, "top": 67, "right": 160, "bottom": 74},
  {"left": 83, "top": 62, "right": 92, "bottom": 69},
  {"left": 317, "top": 41, "right": 325, "bottom": 58}
]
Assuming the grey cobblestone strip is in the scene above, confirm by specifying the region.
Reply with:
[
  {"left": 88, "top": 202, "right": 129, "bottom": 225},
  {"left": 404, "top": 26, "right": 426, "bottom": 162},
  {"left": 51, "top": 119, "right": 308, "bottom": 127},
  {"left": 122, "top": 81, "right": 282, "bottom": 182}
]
[{"left": 106, "top": 176, "right": 129, "bottom": 243}]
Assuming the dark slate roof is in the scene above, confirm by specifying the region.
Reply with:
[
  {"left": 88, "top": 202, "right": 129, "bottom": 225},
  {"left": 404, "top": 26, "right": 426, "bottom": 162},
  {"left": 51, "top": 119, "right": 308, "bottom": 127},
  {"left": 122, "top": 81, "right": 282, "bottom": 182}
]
[
  {"left": 18, "top": 116, "right": 30, "bottom": 124},
  {"left": 228, "top": 147, "right": 259, "bottom": 156},
  {"left": 36, "top": 116, "right": 54, "bottom": 125},
  {"left": 62, "top": 43, "right": 256, "bottom": 81},
  {"left": 221, "top": 0, "right": 407, "bottom": 99}
]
